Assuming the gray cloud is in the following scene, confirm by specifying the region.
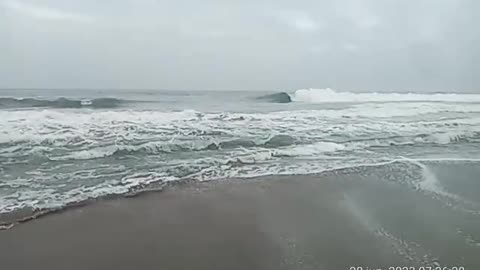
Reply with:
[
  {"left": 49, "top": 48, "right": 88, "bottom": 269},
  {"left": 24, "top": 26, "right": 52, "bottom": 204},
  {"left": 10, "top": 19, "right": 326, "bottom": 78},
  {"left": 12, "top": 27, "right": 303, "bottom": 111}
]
[{"left": 1, "top": 0, "right": 479, "bottom": 92}]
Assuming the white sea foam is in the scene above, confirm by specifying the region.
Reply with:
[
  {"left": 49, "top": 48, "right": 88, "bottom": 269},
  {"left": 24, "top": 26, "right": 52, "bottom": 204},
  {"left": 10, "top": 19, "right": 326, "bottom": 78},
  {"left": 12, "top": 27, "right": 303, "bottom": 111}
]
[
  {"left": 274, "top": 142, "right": 346, "bottom": 157},
  {"left": 414, "top": 161, "right": 458, "bottom": 199},
  {"left": 346, "top": 102, "right": 480, "bottom": 118},
  {"left": 1, "top": 107, "right": 479, "bottom": 149},
  {"left": 52, "top": 147, "right": 116, "bottom": 161},
  {"left": 1, "top": 107, "right": 478, "bottom": 163},
  {"left": 2, "top": 153, "right": 477, "bottom": 216},
  {"left": 412, "top": 158, "right": 480, "bottom": 163},
  {"left": 0, "top": 172, "right": 178, "bottom": 215},
  {"left": 291, "top": 88, "right": 480, "bottom": 103}
]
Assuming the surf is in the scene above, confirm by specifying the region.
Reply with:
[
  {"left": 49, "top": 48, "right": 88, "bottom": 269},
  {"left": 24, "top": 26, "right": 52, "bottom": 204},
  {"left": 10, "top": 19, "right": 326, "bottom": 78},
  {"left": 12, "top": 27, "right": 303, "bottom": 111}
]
[{"left": 263, "top": 88, "right": 480, "bottom": 104}]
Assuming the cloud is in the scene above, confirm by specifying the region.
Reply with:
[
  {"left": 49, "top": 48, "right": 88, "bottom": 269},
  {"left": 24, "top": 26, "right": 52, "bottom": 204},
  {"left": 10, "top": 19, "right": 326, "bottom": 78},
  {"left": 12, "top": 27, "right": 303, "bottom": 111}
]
[
  {"left": 2, "top": 0, "right": 95, "bottom": 23},
  {"left": 308, "top": 45, "right": 328, "bottom": 54},
  {"left": 334, "top": 0, "right": 379, "bottom": 30},
  {"left": 0, "top": 0, "right": 478, "bottom": 91},
  {"left": 274, "top": 10, "right": 321, "bottom": 33},
  {"left": 342, "top": 43, "right": 359, "bottom": 52},
  {"left": 179, "top": 25, "right": 228, "bottom": 38}
]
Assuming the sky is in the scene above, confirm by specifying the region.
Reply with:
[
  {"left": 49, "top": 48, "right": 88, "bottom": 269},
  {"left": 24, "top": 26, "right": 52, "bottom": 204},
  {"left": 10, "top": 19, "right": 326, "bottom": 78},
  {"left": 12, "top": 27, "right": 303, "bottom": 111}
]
[{"left": 0, "top": 0, "right": 479, "bottom": 92}]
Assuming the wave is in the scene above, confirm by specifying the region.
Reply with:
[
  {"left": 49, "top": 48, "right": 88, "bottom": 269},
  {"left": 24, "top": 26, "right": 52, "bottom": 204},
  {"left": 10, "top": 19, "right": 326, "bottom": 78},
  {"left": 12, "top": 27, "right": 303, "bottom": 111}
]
[
  {"left": 256, "top": 92, "right": 292, "bottom": 103},
  {"left": 4, "top": 158, "right": 479, "bottom": 230},
  {"left": 289, "top": 88, "right": 480, "bottom": 103},
  {"left": 0, "top": 97, "right": 126, "bottom": 109},
  {"left": 39, "top": 130, "right": 479, "bottom": 162},
  {"left": 268, "top": 132, "right": 480, "bottom": 158},
  {"left": 1, "top": 107, "right": 479, "bottom": 159},
  {"left": 0, "top": 160, "right": 416, "bottom": 229},
  {"left": 345, "top": 131, "right": 480, "bottom": 147},
  {"left": 273, "top": 141, "right": 346, "bottom": 157},
  {"left": 50, "top": 135, "right": 298, "bottom": 161}
]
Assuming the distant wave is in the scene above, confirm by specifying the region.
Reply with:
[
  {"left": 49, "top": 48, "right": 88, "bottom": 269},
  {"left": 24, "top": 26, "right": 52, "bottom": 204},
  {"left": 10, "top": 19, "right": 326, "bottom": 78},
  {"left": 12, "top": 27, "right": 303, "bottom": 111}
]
[
  {"left": 289, "top": 88, "right": 480, "bottom": 103},
  {"left": 0, "top": 97, "right": 126, "bottom": 109},
  {"left": 256, "top": 92, "right": 292, "bottom": 103}
]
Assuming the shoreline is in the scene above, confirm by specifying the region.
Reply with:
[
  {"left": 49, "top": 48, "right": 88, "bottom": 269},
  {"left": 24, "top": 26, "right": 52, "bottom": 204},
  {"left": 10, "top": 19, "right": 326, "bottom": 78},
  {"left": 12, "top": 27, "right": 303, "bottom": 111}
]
[
  {"left": 0, "top": 174, "right": 403, "bottom": 270},
  {"left": 0, "top": 161, "right": 402, "bottom": 230},
  {"left": 0, "top": 178, "right": 192, "bottom": 230},
  {"left": 1, "top": 164, "right": 480, "bottom": 269}
]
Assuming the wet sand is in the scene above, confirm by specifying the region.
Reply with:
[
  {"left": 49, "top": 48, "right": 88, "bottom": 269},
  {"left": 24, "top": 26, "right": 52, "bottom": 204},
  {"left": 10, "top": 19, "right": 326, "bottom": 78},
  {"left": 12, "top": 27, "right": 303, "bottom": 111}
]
[{"left": 1, "top": 168, "right": 479, "bottom": 270}]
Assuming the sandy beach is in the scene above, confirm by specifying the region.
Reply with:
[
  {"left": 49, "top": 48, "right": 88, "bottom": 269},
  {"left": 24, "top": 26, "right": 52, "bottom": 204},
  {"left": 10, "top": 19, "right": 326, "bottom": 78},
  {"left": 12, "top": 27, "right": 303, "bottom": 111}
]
[
  {"left": 2, "top": 1, "right": 480, "bottom": 268},
  {"left": 1, "top": 167, "right": 479, "bottom": 270}
]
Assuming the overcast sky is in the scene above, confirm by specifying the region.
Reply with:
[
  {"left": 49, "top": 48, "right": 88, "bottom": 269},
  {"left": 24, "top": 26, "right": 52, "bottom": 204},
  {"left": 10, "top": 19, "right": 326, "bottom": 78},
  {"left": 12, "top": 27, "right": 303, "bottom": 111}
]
[{"left": 0, "top": 0, "right": 478, "bottom": 92}]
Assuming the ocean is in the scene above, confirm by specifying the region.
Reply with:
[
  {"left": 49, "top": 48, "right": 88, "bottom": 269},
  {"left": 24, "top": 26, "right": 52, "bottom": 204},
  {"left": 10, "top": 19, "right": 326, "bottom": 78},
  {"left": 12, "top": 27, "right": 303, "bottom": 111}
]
[{"left": 1, "top": 88, "right": 480, "bottom": 226}]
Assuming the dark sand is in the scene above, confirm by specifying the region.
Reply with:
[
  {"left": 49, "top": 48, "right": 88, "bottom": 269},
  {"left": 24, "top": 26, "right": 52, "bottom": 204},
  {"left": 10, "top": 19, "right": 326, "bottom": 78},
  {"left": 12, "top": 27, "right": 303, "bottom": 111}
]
[{"left": 1, "top": 170, "right": 479, "bottom": 270}]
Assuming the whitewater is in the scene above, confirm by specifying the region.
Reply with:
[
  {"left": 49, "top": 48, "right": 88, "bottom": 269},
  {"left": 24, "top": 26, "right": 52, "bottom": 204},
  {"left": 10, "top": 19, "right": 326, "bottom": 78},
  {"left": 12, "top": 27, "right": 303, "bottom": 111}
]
[{"left": 1, "top": 88, "right": 480, "bottom": 222}]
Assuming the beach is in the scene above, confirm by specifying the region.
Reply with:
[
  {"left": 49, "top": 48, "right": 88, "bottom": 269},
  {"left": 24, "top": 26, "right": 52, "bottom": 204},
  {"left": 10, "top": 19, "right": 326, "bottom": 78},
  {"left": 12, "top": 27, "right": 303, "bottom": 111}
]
[
  {"left": 1, "top": 89, "right": 480, "bottom": 270},
  {"left": 2, "top": 165, "right": 479, "bottom": 270},
  {"left": 2, "top": 1, "right": 480, "bottom": 268}
]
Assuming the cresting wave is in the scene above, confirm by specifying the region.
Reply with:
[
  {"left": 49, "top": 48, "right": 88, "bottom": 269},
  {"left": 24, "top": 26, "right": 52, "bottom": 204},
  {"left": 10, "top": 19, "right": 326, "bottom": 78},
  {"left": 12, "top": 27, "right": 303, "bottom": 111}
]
[
  {"left": 256, "top": 92, "right": 292, "bottom": 103},
  {"left": 0, "top": 97, "right": 126, "bottom": 109},
  {"left": 262, "top": 88, "right": 480, "bottom": 103}
]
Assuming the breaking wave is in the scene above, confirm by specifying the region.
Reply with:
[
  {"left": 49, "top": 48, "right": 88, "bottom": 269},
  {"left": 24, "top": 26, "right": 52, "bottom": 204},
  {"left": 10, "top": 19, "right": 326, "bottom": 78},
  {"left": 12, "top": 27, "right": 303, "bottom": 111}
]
[
  {"left": 0, "top": 97, "right": 126, "bottom": 109},
  {"left": 256, "top": 92, "right": 292, "bottom": 103},
  {"left": 289, "top": 88, "right": 480, "bottom": 103},
  {"left": 50, "top": 135, "right": 297, "bottom": 161},
  {"left": 14, "top": 131, "right": 476, "bottom": 162}
]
